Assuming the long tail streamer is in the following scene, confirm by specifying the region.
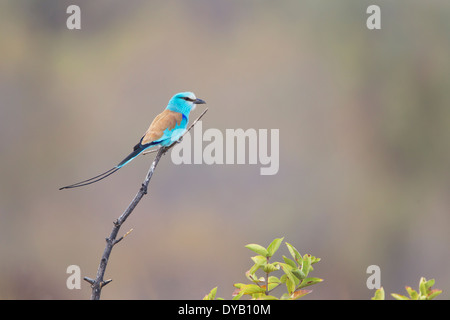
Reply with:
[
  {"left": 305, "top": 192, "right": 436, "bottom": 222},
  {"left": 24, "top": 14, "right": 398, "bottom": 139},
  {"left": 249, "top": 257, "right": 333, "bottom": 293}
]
[{"left": 59, "top": 167, "right": 120, "bottom": 190}]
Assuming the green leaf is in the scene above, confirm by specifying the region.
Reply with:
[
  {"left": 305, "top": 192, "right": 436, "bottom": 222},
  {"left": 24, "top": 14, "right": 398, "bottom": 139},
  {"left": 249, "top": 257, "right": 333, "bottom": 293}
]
[
  {"left": 285, "top": 277, "right": 296, "bottom": 295},
  {"left": 280, "top": 293, "right": 292, "bottom": 300},
  {"left": 419, "top": 277, "right": 427, "bottom": 297},
  {"left": 245, "top": 270, "right": 264, "bottom": 283},
  {"left": 249, "top": 255, "right": 267, "bottom": 275},
  {"left": 248, "top": 264, "right": 261, "bottom": 276},
  {"left": 285, "top": 242, "right": 302, "bottom": 262},
  {"left": 371, "top": 287, "right": 385, "bottom": 300},
  {"left": 310, "top": 255, "right": 321, "bottom": 265},
  {"left": 251, "top": 255, "right": 267, "bottom": 265},
  {"left": 267, "top": 237, "right": 284, "bottom": 257},
  {"left": 291, "top": 289, "right": 312, "bottom": 300},
  {"left": 418, "top": 277, "right": 437, "bottom": 299},
  {"left": 297, "top": 277, "right": 323, "bottom": 289},
  {"left": 233, "top": 283, "right": 244, "bottom": 289},
  {"left": 239, "top": 284, "right": 266, "bottom": 295},
  {"left": 280, "top": 263, "right": 298, "bottom": 294},
  {"left": 267, "top": 282, "right": 280, "bottom": 291},
  {"left": 301, "top": 254, "right": 312, "bottom": 277},
  {"left": 232, "top": 292, "right": 244, "bottom": 300},
  {"left": 263, "top": 262, "right": 280, "bottom": 273},
  {"left": 282, "top": 255, "right": 297, "bottom": 269},
  {"left": 427, "top": 289, "right": 442, "bottom": 300},
  {"left": 203, "top": 287, "right": 217, "bottom": 300},
  {"left": 391, "top": 293, "right": 409, "bottom": 300},
  {"left": 291, "top": 268, "right": 306, "bottom": 280},
  {"left": 259, "top": 295, "right": 279, "bottom": 300},
  {"left": 424, "top": 278, "right": 435, "bottom": 292},
  {"left": 268, "top": 276, "right": 281, "bottom": 284},
  {"left": 406, "top": 286, "right": 419, "bottom": 300},
  {"left": 245, "top": 244, "right": 269, "bottom": 257}
]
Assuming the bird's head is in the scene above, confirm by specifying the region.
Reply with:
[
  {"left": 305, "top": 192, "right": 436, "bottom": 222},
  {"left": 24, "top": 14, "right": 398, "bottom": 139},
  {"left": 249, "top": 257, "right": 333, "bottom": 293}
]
[{"left": 166, "top": 92, "right": 206, "bottom": 115}]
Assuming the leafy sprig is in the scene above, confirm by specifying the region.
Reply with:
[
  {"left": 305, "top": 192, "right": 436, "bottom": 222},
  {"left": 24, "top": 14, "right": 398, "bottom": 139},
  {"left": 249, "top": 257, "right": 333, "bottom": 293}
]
[
  {"left": 372, "top": 277, "right": 442, "bottom": 300},
  {"left": 204, "top": 237, "right": 323, "bottom": 300}
]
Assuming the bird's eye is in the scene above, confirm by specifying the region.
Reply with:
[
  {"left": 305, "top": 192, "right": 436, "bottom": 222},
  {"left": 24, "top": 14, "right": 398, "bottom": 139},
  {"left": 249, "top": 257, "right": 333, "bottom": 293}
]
[{"left": 181, "top": 97, "right": 193, "bottom": 101}]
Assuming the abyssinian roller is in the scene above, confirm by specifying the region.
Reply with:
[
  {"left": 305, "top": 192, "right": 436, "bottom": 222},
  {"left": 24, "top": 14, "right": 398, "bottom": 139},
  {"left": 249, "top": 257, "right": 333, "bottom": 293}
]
[{"left": 59, "top": 92, "right": 206, "bottom": 190}]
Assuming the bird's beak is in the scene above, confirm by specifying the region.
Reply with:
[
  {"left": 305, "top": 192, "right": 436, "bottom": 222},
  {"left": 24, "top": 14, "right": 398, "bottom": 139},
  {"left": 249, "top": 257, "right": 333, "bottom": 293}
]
[{"left": 193, "top": 98, "right": 206, "bottom": 104}]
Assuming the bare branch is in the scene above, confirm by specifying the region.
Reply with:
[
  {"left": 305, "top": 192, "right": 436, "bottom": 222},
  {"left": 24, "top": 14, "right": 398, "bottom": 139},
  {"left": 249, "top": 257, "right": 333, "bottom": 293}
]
[{"left": 84, "top": 108, "right": 208, "bottom": 300}]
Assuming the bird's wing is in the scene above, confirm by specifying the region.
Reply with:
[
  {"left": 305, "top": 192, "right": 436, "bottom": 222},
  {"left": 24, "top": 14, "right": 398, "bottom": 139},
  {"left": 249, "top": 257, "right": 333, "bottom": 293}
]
[{"left": 140, "top": 109, "right": 184, "bottom": 145}]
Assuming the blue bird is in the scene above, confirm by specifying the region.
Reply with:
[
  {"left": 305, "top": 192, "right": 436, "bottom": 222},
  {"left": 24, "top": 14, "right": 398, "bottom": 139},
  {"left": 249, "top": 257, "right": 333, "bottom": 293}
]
[{"left": 59, "top": 92, "right": 206, "bottom": 190}]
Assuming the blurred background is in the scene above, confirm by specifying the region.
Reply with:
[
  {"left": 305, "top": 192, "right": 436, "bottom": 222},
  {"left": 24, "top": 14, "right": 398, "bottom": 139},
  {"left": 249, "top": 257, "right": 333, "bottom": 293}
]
[{"left": 0, "top": 0, "right": 449, "bottom": 299}]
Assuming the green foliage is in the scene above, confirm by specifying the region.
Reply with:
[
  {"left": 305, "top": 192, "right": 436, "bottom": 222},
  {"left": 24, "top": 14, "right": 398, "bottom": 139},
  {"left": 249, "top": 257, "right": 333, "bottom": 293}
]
[
  {"left": 371, "top": 277, "right": 442, "bottom": 300},
  {"left": 204, "top": 237, "right": 323, "bottom": 300},
  {"left": 371, "top": 287, "right": 385, "bottom": 300},
  {"left": 204, "top": 238, "right": 443, "bottom": 301},
  {"left": 203, "top": 286, "right": 218, "bottom": 300},
  {"left": 203, "top": 286, "right": 225, "bottom": 300}
]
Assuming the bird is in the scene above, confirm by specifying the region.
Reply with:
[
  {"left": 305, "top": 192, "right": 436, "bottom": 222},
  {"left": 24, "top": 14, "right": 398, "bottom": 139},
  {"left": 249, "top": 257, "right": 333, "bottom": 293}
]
[{"left": 59, "top": 92, "right": 206, "bottom": 190}]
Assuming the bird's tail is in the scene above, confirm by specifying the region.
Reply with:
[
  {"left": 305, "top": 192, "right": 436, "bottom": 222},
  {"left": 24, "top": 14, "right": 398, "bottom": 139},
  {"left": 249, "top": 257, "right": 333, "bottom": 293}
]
[
  {"left": 59, "top": 166, "right": 120, "bottom": 190},
  {"left": 59, "top": 142, "right": 157, "bottom": 190},
  {"left": 116, "top": 143, "right": 148, "bottom": 168}
]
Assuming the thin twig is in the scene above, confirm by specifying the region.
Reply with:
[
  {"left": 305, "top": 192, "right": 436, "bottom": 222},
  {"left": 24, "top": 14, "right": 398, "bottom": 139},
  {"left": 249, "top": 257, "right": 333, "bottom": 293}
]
[
  {"left": 83, "top": 107, "right": 208, "bottom": 300},
  {"left": 114, "top": 228, "right": 134, "bottom": 245}
]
